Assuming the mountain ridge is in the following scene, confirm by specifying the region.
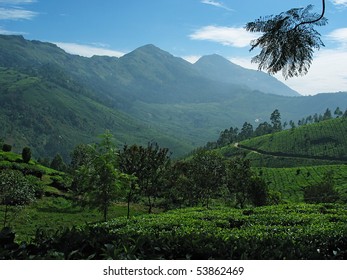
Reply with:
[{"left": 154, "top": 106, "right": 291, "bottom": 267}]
[
  {"left": 194, "top": 54, "right": 300, "bottom": 97},
  {"left": 1, "top": 34, "right": 347, "bottom": 160}
]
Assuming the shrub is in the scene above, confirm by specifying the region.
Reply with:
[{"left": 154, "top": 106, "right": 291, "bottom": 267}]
[
  {"left": 2, "top": 144, "right": 12, "bottom": 152},
  {"left": 21, "top": 147, "right": 31, "bottom": 163},
  {"left": 304, "top": 171, "right": 339, "bottom": 203}
]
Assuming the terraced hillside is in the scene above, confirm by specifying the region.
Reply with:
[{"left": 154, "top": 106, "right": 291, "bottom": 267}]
[{"left": 240, "top": 117, "right": 347, "bottom": 161}]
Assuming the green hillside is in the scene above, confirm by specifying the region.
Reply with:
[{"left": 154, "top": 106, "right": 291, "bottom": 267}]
[
  {"left": 2, "top": 35, "right": 347, "bottom": 160},
  {"left": 240, "top": 117, "right": 347, "bottom": 162},
  {"left": 256, "top": 165, "right": 347, "bottom": 202},
  {"left": 0, "top": 67, "right": 189, "bottom": 159},
  {"left": 3, "top": 204, "right": 347, "bottom": 259}
]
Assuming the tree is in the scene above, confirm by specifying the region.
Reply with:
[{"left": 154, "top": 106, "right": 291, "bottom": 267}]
[
  {"left": 239, "top": 122, "right": 254, "bottom": 140},
  {"left": 190, "top": 151, "right": 225, "bottom": 208},
  {"left": 334, "top": 107, "right": 343, "bottom": 118},
  {"left": 255, "top": 122, "right": 273, "bottom": 136},
  {"left": 224, "top": 158, "right": 253, "bottom": 208},
  {"left": 289, "top": 120, "right": 296, "bottom": 129},
  {"left": 139, "top": 143, "right": 171, "bottom": 214},
  {"left": 119, "top": 144, "right": 144, "bottom": 218},
  {"left": 270, "top": 109, "right": 282, "bottom": 132},
  {"left": 0, "top": 170, "right": 35, "bottom": 228},
  {"left": 323, "top": 108, "right": 332, "bottom": 120},
  {"left": 248, "top": 176, "right": 268, "bottom": 207},
  {"left": 50, "top": 154, "right": 67, "bottom": 172},
  {"left": 74, "top": 131, "right": 131, "bottom": 222},
  {"left": 70, "top": 143, "right": 95, "bottom": 171},
  {"left": 303, "top": 171, "right": 339, "bottom": 203},
  {"left": 21, "top": 147, "right": 32, "bottom": 164},
  {"left": 2, "top": 144, "right": 12, "bottom": 152},
  {"left": 160, "top": 161, "right": 193, "bottom": 209},
  {"left": 246, "top": 0, "right": 327, "bottom": 79},
  {"left": 224, "top": 158, "right": 269, "bottom": 208}
]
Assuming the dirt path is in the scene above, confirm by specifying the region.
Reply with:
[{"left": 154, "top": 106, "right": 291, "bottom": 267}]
[{"left": 233, "top": 142, "right": 347, "bottom": 163}]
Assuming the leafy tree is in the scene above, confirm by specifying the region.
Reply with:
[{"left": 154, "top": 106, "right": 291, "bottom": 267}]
[
  {"left": 289, "top": 120, "right": 296, "bottom": 129},
  {"left": 140, "top": 143, "right": 171, "bottom": 214},
  {"left": 246, "top": 0, "right": 327, "bottom": 78},
  {"left": 190, "top": 151, "right": 225, "bottom": 208},
  {"left": 323, "top": 108, "right": 332, "bottom": 120},
  {"left": 160, "top": 161, "right": 192, "bottom": 209},
  {"left": 74, "top": 131, "right": 131, "bottom": 221},
  {"left": 21, "top": 147, "right": 32, "bottom": 164},
  {"left": 50, "top": 154, "right": 67, "bottom": 172},
  {"left": 224, "top": 158, "right": 268, "bottom": 208},
  {"left": 248, "top": 176, "right": 268, "bottom": 206},
  {"left": 217, "top": 127, "right": 239, "bottom": 146},
  {"left": 224, "top": 158, "right": 253, "bottom": 208},
  {"left": 70, "top": 143, "right": 95, "bottom": 171},
  {"left": 255, "top": 121, "right": 273, "bottom": 136},
  {"left": 2, "top": 144, "right": 12, "bottom": 152},
  {"left": 303, "top": 171, "right": 339, "bottom": 203},
  {"left": 270, "top": 109, "right": 282, "bottom": 132},
  {"left": 334, "top": 107, "right": 343, "bottom": 118},
  {"left": 119, "top": 144, "right": 145, "bottom": 218},
  {"left": 0, "top": 170, "right": 35, "bottom": 228},
  {"left": 239, "top": 122, "right": 254, "bottom": 140}
]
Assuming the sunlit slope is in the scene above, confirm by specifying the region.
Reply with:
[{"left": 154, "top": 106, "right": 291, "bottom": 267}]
[{"left": 240, "top": 117, "right": 347, "bottom": 161}]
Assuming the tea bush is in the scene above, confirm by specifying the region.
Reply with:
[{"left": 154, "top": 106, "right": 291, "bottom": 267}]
[{"left": 1, "top": 203, "right": 347, "bottom": 259}]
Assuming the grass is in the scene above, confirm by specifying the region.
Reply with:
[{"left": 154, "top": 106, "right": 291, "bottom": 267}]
[
  {"left": 0, "top": 196, "right": 154, "bottom": 242},
  {"left": 256, "top": 165, "right": 347, "bottom": 202},
  {"left": 241, "top": 117, "right": 347, "bottom": 161}
]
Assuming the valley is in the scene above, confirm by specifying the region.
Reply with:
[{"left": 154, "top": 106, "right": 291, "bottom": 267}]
[
  {"left": 1, "top": 35, "right": 347, "bottom": 159},
  {"left": 1, "top": 34, "right": 347, "bottom": 260}
]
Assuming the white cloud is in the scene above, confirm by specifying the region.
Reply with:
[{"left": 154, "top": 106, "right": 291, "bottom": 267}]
[
  {"left": 189, "top": 25, "right": 258, "bottom": 48},
  {"left": 225, "top": 27, "right": 347, "bottom": 95},
  {"left": 327, "top": 28, "right": 347, "bottom": 47},
  {"left": 332, "top": 0, "right": 347, "bottom": 6},
  {"left": 0, "top": 7, "right": 37, "bottom": 20},
  {"left": 182, "top": 55, "right": 201, "bottom": 64},
  {"left": 228, "top": 47, "right": 347, "bottom": 96},
  {"left": 201, "top": 0, "right": 233, "bottom": 11},
  {"left": 278, "top": 49, "right": 347, "bottom": 95},
  {"left": 54, "top": 42, "right": 125, "bottom": 58}
]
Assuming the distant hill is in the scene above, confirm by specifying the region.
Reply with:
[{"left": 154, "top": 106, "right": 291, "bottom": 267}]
[
  {"left": 241, "top": 117, "right": 347, "bottom": 160},
  {"left": 194, "top": 54, "right": 300, "bottom": 97},
  {"left": 1, "top": 34, "right": 347, "bottom": 160},
  {"left": 216, "top": 116, "right": 347, "bottom": 167}
]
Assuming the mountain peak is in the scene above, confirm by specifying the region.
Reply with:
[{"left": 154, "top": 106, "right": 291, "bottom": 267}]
[
  {"left": 194, "top": 54, "right": 300, "bottom": 97},
  {"left": 132, "top": 44, "right": 171, "bottom": 56},
  {"left": 196, "top": 54, "right": 229, "bottom": 63},
  {"left": 195, "top": 54, "right": 245, "bottom": 72}
]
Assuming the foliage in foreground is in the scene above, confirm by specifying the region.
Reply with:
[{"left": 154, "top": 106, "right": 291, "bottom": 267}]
[{"left": 1, "top": 203, "right": 347, "bottom": 260}]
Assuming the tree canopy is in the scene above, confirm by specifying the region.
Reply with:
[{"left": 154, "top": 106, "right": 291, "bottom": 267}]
[{"left": 246, "top": 0, "right": 328, "bottom": 79}]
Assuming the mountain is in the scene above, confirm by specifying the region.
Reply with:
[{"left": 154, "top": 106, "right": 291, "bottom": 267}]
[
  {"left": 193, "top": 54, "right": 300, "bottom": 97},
  {"left": 1, "top": 35, "right": 347, "bottom": 160}
]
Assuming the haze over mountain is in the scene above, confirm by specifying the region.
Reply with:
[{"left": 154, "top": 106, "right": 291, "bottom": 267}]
[
  {"left": 193, "top": 54, "right": 300, "bottom": 97},
  {"left": 1, "top": 35, "right": 347, "bottom": 159}
]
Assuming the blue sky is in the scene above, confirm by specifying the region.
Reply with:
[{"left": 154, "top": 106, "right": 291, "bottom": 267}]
[{"left": 0, "top": 0, "right": 347, "bottom": 95}]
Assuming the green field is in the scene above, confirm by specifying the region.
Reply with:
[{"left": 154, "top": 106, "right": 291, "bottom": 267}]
[
  {"left": 256, "top": 165, "right": 347, "bottom": 202},
  {"left": 241, "top": 117, "right": 347, "bottom": 161},
  {"left": 0, "top": 197, "right": 154, "bottom": 242},
  {"left": 2, "top": 204, "right": 347, "bottom": 259}
]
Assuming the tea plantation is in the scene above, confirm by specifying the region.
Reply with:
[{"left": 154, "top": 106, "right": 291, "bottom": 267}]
[{"left": 1, "top": 204, "right": 347, "bottom": 259}]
